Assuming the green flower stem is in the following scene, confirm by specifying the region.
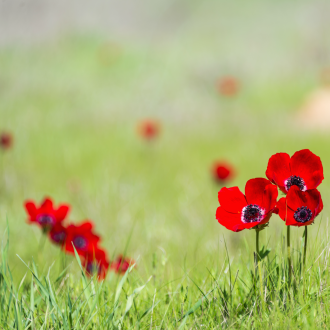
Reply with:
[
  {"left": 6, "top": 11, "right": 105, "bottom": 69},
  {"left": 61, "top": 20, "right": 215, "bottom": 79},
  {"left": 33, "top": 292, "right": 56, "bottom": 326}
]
[
  {"left": 255, "top": 226, "right": 265, "bottom": 310},
  {"left": 287, "top": 226, "right": 291, "bottom": 286},
  {"left": 255, "top": 227, "right": 259, "bottom": 278},
  {"left": 303, "top": 226, "right": 308, "bottom": 268}
]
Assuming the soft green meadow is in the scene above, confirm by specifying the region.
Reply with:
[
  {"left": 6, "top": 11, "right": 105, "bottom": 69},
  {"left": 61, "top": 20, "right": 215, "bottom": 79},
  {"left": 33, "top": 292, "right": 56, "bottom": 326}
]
[{"left": 1, "top": 0, "right": 330, "bottom": 327}]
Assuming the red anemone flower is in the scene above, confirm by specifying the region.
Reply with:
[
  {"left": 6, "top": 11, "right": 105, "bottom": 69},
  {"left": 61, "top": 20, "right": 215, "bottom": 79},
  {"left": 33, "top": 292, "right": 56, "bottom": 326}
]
[
  {"left": 83, "top": 247, "right": 109, "bottom": 280},
  {"left": 49, "top": 223, "right": 67, "bottom": 246},
  {"left": 25, "top": 198, "right": 70, "bottom": 231},
  {"left": 110, "top": 255, "right": 135, "bottom": 274},
  {"left": 266, "top": 149, "right": 323, "bottom": 194},
  {"left": 216, "top": 178, "right": 278, "bottom": 232},
  {"left": 0, "top": 132, "right": 13, "bottom": 150},
  {"left": 64, "top": 221, "right": 100, "bottom": 256},
  {"left": 137, "top": 120, "right": 160, "bottom": 140},
  {"left": 217, "top": 76, "right": 239, "bottom": 97},
  {"left": 276, "top": 186, "right": 323, "bottom": 227},
  {"left": 212, "top": 161, "right": 235, "bottom": 184}
]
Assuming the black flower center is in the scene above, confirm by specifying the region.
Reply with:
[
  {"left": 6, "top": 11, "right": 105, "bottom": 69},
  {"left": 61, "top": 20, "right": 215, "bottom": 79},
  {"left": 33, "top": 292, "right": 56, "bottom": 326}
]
[
  {"left": 73, "top": 236, "right": 87, "bottom": 249},
  {"left": 86, "top": 262, "right": 99, "bottom": 275},
  {"left": 294, "top": 206, "right": 313, "bottom": 223},
  {"left": 285, "top": 175, "right": 306, "bottom": 192},
  {"left": 242, "top": 204, "right": 264, "bottom": 223},
  {"left": 52, "top": 231, "right": 66, "bottom": 243},
  {"left": 37, "top": 214, "right": 55, "bottom": 226}
]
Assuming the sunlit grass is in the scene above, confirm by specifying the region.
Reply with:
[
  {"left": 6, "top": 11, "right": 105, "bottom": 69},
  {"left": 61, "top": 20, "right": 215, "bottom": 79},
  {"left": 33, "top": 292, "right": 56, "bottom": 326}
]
[{"left": 2, "top": 221, "right": 330, "bottom": 329}]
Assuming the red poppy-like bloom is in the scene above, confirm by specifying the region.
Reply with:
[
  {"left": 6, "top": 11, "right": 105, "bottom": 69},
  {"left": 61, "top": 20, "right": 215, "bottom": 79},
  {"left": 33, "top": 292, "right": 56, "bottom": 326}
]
[
  {"left": 216, "top": 178, "right": 278, "bottom": 232},
  {"left": 276, "top": 186, "right": 323, "bottom": 227},
  {"left": 83, "top": 247, "right": 109, "bottom": 280},
  {"left": 0, "top": 132, "right": 13, "bottom": 150},
  {"left": 64, "top": 221, "right": 100, "bottom": 256},
  {"left": 25, "top": 198, "right": 70, "bottom": 231},
  {"left": 266, "top": 149, "right": 323, "bottom": 194},
  {"left": 49, "top": 223, "right": 67, "bottom": 246},
  {"left": 217, "top": 76, "right": 239, "bottom": 97},
  {"left": 212, "top": 161, "right": 235, "bottom": 183},
  {"left": 110, "top": 255, "right": 135, "bottom": 274},
  {"left": 137, "top": 120, "right": 159, "bottom": 140}
]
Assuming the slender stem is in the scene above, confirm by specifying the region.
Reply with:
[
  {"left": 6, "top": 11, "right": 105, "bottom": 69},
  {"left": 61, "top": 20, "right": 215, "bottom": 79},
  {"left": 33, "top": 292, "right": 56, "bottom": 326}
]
[
  {"left": 303, "top": 226, "right": 308, "bottom": 297},
  {"left": 287, "top": 226, "right": 291, "bottom": 285},
  {"left": 255, "top": 226, "right": 265, "bottom": 310},
  {"left": 255, "top": 228, "right": 259, "bottom": 278},
  {"left": 303, "top": 226, "right": 308, "bottom": 268}
]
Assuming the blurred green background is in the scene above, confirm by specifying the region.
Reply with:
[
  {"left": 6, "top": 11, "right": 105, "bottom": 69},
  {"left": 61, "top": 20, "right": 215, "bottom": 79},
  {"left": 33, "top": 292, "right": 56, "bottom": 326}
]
[{"left": 1, "top": 0, "right": 330, "bottom": 281}]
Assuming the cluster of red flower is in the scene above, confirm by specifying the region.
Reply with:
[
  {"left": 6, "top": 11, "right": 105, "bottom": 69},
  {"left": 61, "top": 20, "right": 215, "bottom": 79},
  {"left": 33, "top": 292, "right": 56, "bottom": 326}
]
[
  {"left": 24, "top": 198, "right": 134, "bottom": 280},
  {"left": 216, "top": 149, "right": 323, "bottom": 232}
]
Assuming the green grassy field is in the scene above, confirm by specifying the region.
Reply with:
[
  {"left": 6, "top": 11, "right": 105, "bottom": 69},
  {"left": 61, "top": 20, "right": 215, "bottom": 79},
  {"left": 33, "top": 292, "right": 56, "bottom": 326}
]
[{"left": 1, "top": 1, "right": 330, "bottom": 327}]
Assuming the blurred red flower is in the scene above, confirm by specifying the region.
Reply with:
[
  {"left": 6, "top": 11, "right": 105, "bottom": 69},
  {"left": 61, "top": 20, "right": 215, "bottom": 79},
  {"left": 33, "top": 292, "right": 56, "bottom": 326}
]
[
  {"left": 0, "top": 132, "right": 13, "bottom": 150},
  {"left": 25, "top": 198, "right": 70, "bottom": 231},
  {"left": 216, "top": 178, "right": 278, "bottom": 232},
  {"left": 276, "top": 186, "right": 323, "bottom": 227},
  {"left": 110, "top": 255, "right": 135, "bottom": 274},
  {"left": 217, "top": 76, "right": 239, "bottom": 97},
  {"left": 212, "top": 161, "right": 235, "bottom": 184},
  {"left": 266, "top": 149, "right": 323, "bottom": 194},
  {"left": 137, "top": 120, "right": 160, "bottom": 140},
  {"left": 49, "top": 223, "right": 67, "bottom": 246},
  {"left": 83, "top": 247, "right": 109, "bottom": 280},
  {"left": 64, "top": 221, "right": 100, "bottom": 256}
]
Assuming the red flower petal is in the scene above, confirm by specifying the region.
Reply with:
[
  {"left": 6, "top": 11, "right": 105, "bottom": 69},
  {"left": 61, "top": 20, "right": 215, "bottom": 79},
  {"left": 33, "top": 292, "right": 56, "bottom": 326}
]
[
  {"left": 305, "top": 189, "right": 323, "bottom": 214},
  {"left": 245, "top": 178, "right": 273, "bottom": 207},
  {"left": 261, "top": 184, "right": 278, "bottom": 212},
  {"left": 316, "top": 193, "right": 323, "bottom": 217},
  {"left": 64, "top": 221, "right": 100, "bottom": 255},
  {"left": 286, "top": 186, "right": 306, "bottom": 211},
  {"left": 110, "top": 255, "right": 135, "bottom": 274},
  {"left": 213, "top": 161, "right": 234, "bottom": 182},
  {"left": 276, "top": 197, "right": 290, "bottom": 222},
  {"left": 286, "top": 186, "right": 320, "bottom": 212},
  {"left": 276, "top": 197, "right": 304, "bottom": 226},
  {"left": 290, "top": 149, "right": 324, "bottom": 190},
  {"left": 80, "top": 222, "right": 94, "bottom": 231},
  {"left": 25, "top": 201, "right": 37, "bottom": 218},
  {"left": 216, "top": 206, "right": 244, "bottom": 232},
  {"left": 303, "top": 170, "right": 324, "bottom": 191},
  {"left": 218, "top": 187, "right": 247, "bottom": 213},
  {"left": 55, "top": 205, "right": 70, "bottom": 221},
  {"left": 215, "top": 166, "right": 231, "bottom": 180},
  {"left": 265, "top": 153, "right": 291, "bottom": 193},
  {"left": 41, "top": 198, "right": 53, "bottom": 212},
  {"left": 281, "top": 186, "right": 323, "bottom": 226},
  {"left": 283, "top": 207, "right": 298, "bottom": 226}
]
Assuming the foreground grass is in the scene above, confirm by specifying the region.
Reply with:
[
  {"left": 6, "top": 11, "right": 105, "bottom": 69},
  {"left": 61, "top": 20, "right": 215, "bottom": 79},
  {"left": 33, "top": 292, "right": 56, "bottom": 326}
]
[{"left": 1, "top": 224, "right": 330, "bottom": 329}]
